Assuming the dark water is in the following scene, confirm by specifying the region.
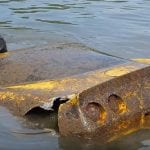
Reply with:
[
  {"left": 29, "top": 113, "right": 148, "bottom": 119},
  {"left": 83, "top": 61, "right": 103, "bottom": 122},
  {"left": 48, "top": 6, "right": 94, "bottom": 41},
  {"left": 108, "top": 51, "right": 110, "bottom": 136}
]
[{"left": 0, "top": 0, "right": 150, "bottom": 58}]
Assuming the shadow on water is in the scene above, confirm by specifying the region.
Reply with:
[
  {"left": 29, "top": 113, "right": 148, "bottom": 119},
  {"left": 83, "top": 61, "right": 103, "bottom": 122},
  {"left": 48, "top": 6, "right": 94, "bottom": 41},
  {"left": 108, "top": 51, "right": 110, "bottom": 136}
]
[{"left": 25, "top": 107, "right": 59, "bottom": 131}]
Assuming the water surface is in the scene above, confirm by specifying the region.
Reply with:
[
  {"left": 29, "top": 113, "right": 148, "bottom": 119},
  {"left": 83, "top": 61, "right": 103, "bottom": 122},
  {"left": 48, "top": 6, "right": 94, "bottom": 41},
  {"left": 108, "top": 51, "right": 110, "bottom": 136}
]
[{"left": 0, "top": 0, "right": 150, "bottom": 58}]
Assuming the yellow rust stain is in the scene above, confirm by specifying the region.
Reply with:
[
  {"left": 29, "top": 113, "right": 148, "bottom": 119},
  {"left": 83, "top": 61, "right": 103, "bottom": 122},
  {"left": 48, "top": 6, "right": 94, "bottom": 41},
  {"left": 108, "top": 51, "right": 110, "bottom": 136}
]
[
  {"left": 140, "top": 114, "right": 145, "bottom": 127},
  {"left": 68, "top": 94, "right": 79, "bottom": 105},
  {"left": 8, "top": 81, "right": 59, "bottom": 91},
  {"left": 118, "top": 102, "right": 127, "bottom": 114},
  {"left": 0, "top": 92, "right": 15, "bottom": 100},
  {"left": 97, "top": 111, "right": 107, "bottom": 125},
  {"left": 0, "top": 52, "right": 9, "bottom": 58},
  {"left": 133, "top": 58, "right": 150, "bottom": 64},
  {"left": 105, "top": 66, "right": 136, "bottom": 77},
  {"left": 0, "top": 91, "right": 41, "bottom": 106},
  {"left": 123, "top": 91, "right": 137, "bottom": 99},
  {"left": 0, "top": 91, "right": 23, "bottom": 104},
  {"left": 118, "top": 121, "right": 130, "bottom": 130},
  {"left": 58, "top": 94, "right": 79, "bottom": 112},
  {"left": 7, "top": 78, "right": 79, "bottom": 92}
]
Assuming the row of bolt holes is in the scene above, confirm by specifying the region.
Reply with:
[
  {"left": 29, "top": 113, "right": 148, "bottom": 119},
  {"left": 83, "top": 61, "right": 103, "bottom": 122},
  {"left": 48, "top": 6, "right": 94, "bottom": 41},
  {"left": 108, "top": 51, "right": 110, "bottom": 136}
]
[{"left": 85, "top": 94, "right": 127, "bottom": 122}]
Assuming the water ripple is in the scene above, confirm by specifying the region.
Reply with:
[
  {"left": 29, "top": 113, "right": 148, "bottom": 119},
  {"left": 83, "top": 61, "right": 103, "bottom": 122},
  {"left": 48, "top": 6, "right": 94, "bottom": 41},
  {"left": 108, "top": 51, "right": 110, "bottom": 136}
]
[
  {"left": 0, "top": 0, "right": 150, "bottom": 57},
  {"left": 36, "top": 19, "right": 74, "bottom": 25}
]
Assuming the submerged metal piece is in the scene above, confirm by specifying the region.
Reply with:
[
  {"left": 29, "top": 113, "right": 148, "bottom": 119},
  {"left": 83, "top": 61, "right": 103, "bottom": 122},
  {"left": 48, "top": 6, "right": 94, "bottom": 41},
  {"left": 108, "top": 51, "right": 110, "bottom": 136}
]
[
  {"left": 0, "top": 44, "right": 149, "bottom": 141},
  {"left": 0, "top": 61, "right": 149, "bottom": 113},
  {"left": 0, "top": 43, "right": 123, "bottom": 86}
]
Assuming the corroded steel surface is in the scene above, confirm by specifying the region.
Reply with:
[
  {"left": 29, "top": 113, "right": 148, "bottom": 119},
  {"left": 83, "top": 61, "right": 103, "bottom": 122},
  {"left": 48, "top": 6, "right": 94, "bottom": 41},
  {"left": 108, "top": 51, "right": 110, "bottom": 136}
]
[
  {"left": 0, "top": 44, "right": 150, "bottom": 141},
  {"left": 0, "top": 43, "right": 123, "bottom": 86},
  {"left": 0, "top": 61, "right": 149, "bottom": 116},
  {"left": 58, "top": 61, "right": 150, "bottom": 141}
]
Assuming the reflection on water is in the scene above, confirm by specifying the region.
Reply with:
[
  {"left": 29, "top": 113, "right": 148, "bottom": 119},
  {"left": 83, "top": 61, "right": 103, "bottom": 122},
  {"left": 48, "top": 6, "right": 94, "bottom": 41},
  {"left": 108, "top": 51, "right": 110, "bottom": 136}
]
[
  {"left": 0, "top": 106, "right": 150, "bottom": 150},
  {"left": 0, "top": 0, "right": 150, "bottom": 58},
  {"left": 59, "top": 130, "right": 150, "bottom": 150}
]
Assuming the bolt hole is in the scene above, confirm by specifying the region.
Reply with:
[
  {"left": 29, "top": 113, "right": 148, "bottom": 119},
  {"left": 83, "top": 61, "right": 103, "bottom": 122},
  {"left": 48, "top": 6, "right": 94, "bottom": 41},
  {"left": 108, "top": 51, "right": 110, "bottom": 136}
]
[
  {"left": 144, "top": 112, "right": 150, "bottom": 116},
  {"left": 108, "top": 94, "right": 127, "bottom": 114},
  {"left": 85, "top": 102, "right": 106, "bottom": 123}
]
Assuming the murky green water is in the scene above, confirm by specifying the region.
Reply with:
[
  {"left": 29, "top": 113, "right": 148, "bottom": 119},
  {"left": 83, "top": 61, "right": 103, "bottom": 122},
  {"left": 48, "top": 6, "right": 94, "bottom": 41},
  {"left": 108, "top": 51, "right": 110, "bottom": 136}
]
[
  {"left": 0, "top": 0, "right": 150, "bottom": 58},
  {"left": 0, "top": 0, "right": 150, "bottom": 149}
]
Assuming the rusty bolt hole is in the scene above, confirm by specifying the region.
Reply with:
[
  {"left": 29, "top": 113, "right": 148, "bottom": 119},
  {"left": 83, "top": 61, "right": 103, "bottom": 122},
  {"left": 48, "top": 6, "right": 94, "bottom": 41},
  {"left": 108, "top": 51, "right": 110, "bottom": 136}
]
[
  {"left": 108, "top": 94, "right": 127, "bottom": 114},
  {"left": 85, "top": 102, "right": 106, "bottom": 123},
  {"left": 144, "top": 112, "right": 150, "bottom": 117},
  {"left": 24, "top": 98, "right": 68, "bottom": 132}
]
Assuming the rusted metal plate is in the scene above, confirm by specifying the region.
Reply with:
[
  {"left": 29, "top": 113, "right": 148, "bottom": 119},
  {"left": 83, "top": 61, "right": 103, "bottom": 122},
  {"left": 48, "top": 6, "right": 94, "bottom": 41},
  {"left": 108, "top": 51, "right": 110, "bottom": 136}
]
[
  {"left": 0, "top": 61, "right": 149, "bottom": 116},
  {"left": 0, "top": 43, "right": 124, "bottom": 86}
]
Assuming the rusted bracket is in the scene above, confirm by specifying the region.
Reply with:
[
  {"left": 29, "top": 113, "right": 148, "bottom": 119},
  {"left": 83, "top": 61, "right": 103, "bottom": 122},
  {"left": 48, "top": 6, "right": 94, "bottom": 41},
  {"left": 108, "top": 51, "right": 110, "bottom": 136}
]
[{"left": 0, "top": 59, "right": 149, "bottom": 141}]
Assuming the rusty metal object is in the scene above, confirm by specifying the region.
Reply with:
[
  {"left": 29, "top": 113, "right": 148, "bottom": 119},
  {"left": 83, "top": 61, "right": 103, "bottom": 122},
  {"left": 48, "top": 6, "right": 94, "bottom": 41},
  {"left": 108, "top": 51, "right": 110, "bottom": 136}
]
[
  {"left": 0, "top": 43, "right": 123, "bottom": 86},
  {"left": 58, "top": 61, "right": 150, "bottom": 141},
  {"left": 0, "top": 43, "right": 150, "bottom": 141},
  {"left": 0, "top": 61, "right": 149, "bottom": 114},
  {"left": 0, "top": 62, "right": 146, "bottom": 113}
]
